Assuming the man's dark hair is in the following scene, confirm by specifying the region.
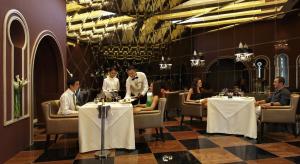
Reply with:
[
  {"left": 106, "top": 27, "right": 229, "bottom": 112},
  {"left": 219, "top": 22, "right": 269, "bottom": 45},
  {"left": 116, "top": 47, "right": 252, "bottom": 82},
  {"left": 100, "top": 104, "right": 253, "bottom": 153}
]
[
  {"left": 276, "top": 76, "right": 285, "bottom": 85},
  {"left": 67, "top": 77, "right": 79, "bottom": 88},
  {"left": 127, "top": 65, "right": 136, "bottom": 71}
]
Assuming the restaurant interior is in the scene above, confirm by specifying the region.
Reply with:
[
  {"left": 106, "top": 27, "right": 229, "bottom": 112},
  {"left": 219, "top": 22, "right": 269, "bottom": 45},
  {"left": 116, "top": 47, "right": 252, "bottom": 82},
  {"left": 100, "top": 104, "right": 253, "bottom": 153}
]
[{"left": 1, "top": 0, "right": 300, "bottom": 163}]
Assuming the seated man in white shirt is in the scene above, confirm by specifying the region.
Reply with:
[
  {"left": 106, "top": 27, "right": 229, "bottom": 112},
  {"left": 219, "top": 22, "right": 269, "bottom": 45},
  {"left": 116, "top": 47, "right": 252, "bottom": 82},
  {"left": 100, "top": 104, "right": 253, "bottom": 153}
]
[
  {"left": 102, "top": 67, "right": 120, "bottom": 97},
  {"left": 57, "top": 78, "right": 80, "bottom": 115},
  {"left": 125, "top": 65, "right": 149, "bottom": 105}
]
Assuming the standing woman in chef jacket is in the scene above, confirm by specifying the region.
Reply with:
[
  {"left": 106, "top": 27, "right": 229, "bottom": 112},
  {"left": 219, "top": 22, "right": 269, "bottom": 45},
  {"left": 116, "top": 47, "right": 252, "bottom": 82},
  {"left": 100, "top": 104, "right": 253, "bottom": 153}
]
[{"left": 102, "top": 67, "right": 120, "bottom": 95}]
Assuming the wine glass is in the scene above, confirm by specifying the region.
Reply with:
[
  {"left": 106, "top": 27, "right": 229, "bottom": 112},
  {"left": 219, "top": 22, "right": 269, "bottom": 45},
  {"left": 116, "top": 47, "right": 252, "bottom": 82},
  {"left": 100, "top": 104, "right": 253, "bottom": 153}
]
[
  {"left": 227, "top": 92, "right": 233, "bottom": 98},
  {"left": 94, "top": 98, "right": 99, "bottom": 104},
  {"left": 219, "top": 92, "right": 225, "bottom": 97}
]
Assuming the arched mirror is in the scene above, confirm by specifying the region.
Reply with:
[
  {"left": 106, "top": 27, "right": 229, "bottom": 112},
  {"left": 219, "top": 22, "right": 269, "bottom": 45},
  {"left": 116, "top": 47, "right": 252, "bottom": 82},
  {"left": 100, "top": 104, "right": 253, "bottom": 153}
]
[{"left": 275, "top": 53, "right": 289, "bottom": 86}]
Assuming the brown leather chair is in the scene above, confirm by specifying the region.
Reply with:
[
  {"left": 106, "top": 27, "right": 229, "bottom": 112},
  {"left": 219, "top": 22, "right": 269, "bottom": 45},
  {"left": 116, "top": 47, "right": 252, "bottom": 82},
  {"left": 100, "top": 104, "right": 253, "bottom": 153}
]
[
  {"left": 179, "top": 93, "right": 206, "bottom": 126},
  {"left": 134, "top": 98, "right": 167, "bottom": 141},
  {"left": 164, "top": 91, "right": 180, "bottom": 120},
  {"left": 41, "top": 100, "right": 78, "bottom": 150},
  {"left": 259, "top": 94, "right": 300, "bottom": 141}
]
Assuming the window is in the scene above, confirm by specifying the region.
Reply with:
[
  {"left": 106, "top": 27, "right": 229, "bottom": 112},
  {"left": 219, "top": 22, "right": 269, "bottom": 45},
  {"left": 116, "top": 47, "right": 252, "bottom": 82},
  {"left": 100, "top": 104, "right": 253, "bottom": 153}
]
[{"left": 275, "top": 53, "right": 289, "bottom": 86}]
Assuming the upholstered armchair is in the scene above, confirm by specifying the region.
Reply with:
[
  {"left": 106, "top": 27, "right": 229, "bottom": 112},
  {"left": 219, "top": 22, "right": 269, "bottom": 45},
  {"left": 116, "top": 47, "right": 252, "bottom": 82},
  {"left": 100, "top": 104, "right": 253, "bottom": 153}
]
[
  {"left": 133, "top": 98, "right": 167, "bottom": 141},
  {"left": 164, "top": 91, "right": 181, "bottom": 120},
  {"left": 259, "top": 94, "right": 300, "bottom": 141},
  {"left": 179, "top": 93, "right": 206, "bottom": 126},
  {"left": 41, "top": 100, "right": 78, "bottom": 150}
]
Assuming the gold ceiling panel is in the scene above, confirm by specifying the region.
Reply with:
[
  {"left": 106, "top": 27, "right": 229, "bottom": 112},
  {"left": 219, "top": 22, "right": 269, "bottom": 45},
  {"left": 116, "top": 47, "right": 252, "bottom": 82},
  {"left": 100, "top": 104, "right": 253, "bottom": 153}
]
[
  {"left": 139, "top": 17, "right": 159, "bottom": 43},
  {"left": 180, "top": 7, "right": 280, "bottom": 24},
  {"left": 212, "top": 0, "right": 288, "bottom": 13},
  {"left": 158, "top": 0, "right": 287, "bottom": 21},
  {"left": 172, "top": 0, "right": 236, "bottom": 10},
  {"left": 66, "top": 0, "right": 291, "bottom": 43},
  {"left": 186, "top": 17, "right": 258, "bottom": 28},
  {"left": 171, "top": 25, "right": 185, "bottom": 40},
  {"left": 67, "top": 10, "right": 115, "bottom": 23},
  {"left": 82, "top": 21, "right": 96, "bottom": 29},
  {"left": 157, "top": 7, "right": 218, "bottom": 20},
  {"left": 95, "top": 16, "right": 135, "bottom": 27},
  {"left": 68, "top": 23, "right": 82, "bottom": 31},
  {"left": 66, "top": 2, "right": 84, "bottom": 13}
]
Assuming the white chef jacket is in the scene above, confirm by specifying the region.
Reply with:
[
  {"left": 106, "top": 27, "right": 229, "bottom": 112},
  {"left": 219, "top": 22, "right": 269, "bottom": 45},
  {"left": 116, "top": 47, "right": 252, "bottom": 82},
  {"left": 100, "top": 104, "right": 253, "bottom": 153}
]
[{"left": 102, "top": 76, "right": 120, "bottom": 92}]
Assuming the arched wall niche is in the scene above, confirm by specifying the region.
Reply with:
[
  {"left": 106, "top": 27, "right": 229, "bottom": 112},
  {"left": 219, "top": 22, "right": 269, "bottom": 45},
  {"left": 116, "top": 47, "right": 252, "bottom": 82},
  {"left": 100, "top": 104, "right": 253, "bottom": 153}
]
[
  {"left": 3, "top": 9, "right": 30, "bottom": 126},
  {"left": 29, "top": 30, "right": 65, "bottom": 143}
]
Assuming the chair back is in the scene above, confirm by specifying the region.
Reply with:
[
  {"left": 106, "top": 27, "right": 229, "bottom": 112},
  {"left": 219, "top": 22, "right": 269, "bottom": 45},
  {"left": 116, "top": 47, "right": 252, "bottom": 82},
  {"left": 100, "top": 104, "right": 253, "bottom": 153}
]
[
  {"left": 165, "top": 91, "right": 180, "bottom": 117},
  {"left": 41, "top": 100, "right": 78, "bottom": 134},
  {"left": 41, "top": 101, "right": 52, "bottom": 133},
  {"left": 179, "top": 92, "right": 188, "bottom": 106},
  {"left": 290, "top": 94, "right": 300, "bottom": 114},
  {"left": 41, "top": 100, "right": 59, "bottom": 118},
  {"left": 165, "top": 91, "right": 180, "bottom": 107},
  {"left": 49, "top": 100, "right": 60, "bottom": 116},
  {"left": 41, "top": 101, "right": 50, "bottom": 118},
  {"left": 158, "top": 98, "right": 167, "bottom": 122}
]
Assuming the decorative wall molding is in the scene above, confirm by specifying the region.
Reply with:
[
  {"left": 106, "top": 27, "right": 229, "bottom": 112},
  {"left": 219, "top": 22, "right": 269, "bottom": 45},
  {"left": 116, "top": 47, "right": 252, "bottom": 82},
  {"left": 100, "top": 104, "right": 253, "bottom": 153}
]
[
  {"left": 254, "top": 55, "right": 271, "bottom": 87},
  {"left": 29, "top": 30, "right": 66, "bottom": 144},
  {"left": 296, "top": 55, "right": 300, "bottom": 89},
  {"left": 3, "top": 9, "right": 30, "bottom": 126},
  {"left": 274, "top": 53, "right": 289, "bottom": 86}
]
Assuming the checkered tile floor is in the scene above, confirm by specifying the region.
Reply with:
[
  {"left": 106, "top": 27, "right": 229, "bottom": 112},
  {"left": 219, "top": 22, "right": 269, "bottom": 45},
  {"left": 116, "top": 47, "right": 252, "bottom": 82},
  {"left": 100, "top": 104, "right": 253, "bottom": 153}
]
[{"left": 6, "top": 117, "right": 300, "bottom": 164}]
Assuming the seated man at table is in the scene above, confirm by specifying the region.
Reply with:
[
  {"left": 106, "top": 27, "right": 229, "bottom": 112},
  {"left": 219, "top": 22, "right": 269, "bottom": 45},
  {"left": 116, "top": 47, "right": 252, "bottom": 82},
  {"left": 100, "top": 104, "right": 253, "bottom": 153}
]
[
  {"left": 255, "top": 76, "right": 291, "bottom": 117},
  {"left": 133, "top": 81, "right": 167, "bottom": 114},
  {"left": 57, "top": 77, "right": 80, "bottom": 115}
]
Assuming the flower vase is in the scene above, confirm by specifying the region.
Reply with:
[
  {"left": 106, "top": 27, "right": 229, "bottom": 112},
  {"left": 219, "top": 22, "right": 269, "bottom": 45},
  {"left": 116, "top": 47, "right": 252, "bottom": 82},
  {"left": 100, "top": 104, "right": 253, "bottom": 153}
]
[{"left": 14, "top": 89, "right": 21, "bottom": 118}]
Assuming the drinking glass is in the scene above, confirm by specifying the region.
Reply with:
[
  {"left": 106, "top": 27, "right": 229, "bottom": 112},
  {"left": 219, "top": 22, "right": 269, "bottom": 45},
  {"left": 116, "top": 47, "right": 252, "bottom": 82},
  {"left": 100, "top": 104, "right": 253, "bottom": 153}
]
[
  {"left": 94, "top": 98, "right": 99, "bottom": 104},
  {"left": 219, "top": 92, "right": 225, "bottom": 97},
  {"left": 227, "top": 92, "right": 233, "bottom": 98},
  {"left": 238, "top": 91, "right": 244, "bottom": 97}
]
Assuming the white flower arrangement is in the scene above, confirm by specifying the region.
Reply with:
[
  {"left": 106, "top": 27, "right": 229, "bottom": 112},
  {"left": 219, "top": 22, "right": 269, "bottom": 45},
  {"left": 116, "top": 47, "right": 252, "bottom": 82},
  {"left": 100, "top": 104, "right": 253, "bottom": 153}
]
[
  {"left": 13, "top": 75, "right": 29, "bottom": 90},
  {"left": 13, "top": 75, "right": 28, "bottom": 118}
]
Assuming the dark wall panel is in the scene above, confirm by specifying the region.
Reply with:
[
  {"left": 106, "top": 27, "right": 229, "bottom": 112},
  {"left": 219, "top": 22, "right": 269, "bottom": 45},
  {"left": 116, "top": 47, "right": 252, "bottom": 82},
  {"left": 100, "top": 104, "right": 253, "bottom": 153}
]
[
  {"left": 0, "top": 0, "right": 66, "bottom": 163},
  {"left": 190, "top": 15, "right": 300, "bottom": 90}
]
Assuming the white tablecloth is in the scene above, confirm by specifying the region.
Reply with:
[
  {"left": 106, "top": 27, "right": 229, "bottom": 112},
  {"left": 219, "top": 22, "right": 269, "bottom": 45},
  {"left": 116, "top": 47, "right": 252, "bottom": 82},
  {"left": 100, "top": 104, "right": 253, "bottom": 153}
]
[
  {"left": 79, "top": 102, "right": 135, "bottom": 153},
  {"left": 207, "top": 96, "right": 257, "bottom": 138}
]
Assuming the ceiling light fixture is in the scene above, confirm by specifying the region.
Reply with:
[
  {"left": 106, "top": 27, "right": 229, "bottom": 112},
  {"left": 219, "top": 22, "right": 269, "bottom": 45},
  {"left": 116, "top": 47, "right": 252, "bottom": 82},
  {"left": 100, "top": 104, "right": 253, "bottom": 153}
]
[
  {"left": 234, "top": 42, "right": 254, "bottom": 62},
  {"left": 159, "top": 56, "right": 172, "bottom": 70},
  {"left": 190, "top": 50, "right": 205, "bottom": 67}
]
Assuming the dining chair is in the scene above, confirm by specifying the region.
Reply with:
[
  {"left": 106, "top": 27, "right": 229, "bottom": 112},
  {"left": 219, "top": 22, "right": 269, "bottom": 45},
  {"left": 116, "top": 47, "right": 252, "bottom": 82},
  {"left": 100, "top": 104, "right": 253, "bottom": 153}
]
[
  {"left": 179, "top": 93, "right": 205, "bottom": 126},
  {"left": 133, "top": 98, "right": 167, "bottom": 141},
  {"left": 41, "top": 100, "right": 78, "bottom": 151},
  {"left": 259, "top": 94, "right": 300, "bottom": 142}
]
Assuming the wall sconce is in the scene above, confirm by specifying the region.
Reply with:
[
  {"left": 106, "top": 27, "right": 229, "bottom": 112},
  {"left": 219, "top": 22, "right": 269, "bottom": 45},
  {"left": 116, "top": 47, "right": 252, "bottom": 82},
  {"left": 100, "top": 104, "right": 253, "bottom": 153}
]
[{"left": 274, "top": 40, "right": 288, "bottom": 51}]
